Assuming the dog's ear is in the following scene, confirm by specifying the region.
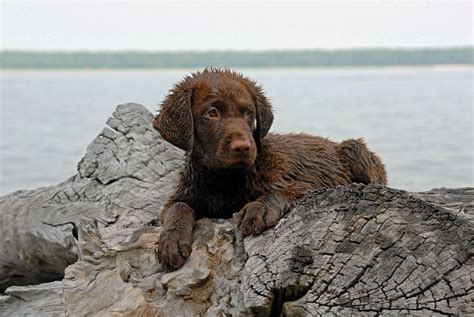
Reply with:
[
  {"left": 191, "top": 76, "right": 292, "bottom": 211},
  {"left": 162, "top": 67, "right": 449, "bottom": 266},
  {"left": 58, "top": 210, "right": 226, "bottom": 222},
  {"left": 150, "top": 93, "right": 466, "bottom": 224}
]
[
  {"left": 153, "top": 80, "right": 194, "bottom": 151},
  {"left": 250, "top": 83, "right": 274, "bottom": 152}
]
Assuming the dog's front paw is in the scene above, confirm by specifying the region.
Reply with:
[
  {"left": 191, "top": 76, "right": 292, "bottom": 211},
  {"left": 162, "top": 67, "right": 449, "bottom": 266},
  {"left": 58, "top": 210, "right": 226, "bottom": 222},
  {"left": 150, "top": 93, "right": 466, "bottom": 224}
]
[
  {"left": 156, "top": 227, "right": 193, "bottom": 269},
  {"left": 235, "top": 201, "right": 281, "bottom": 236}
]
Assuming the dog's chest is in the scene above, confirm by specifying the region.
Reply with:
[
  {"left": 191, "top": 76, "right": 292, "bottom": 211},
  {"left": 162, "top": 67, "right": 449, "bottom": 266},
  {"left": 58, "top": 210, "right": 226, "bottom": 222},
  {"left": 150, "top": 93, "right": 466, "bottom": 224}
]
[{"left": 191, "top": 174, "right": 252, "bottom": 219}]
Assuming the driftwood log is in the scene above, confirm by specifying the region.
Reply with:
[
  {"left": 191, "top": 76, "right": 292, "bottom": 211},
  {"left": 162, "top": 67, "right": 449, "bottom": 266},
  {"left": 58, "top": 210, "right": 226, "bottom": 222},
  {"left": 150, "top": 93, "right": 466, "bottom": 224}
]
[{"left": 0, "top": 103, "right": 472, "bottom": 316}]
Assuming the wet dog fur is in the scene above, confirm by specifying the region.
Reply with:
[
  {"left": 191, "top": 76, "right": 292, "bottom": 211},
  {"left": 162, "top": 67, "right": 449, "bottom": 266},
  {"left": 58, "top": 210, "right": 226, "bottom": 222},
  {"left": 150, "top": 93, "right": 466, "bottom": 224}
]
[{"left": 153, "top": 69, "right": 387, "bottom": 268}]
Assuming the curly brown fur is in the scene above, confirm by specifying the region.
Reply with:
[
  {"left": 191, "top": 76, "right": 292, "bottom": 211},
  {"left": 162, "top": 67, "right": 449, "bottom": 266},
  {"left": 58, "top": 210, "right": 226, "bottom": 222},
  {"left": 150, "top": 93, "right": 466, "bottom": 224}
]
[{"left": 154, "top": 68, "right": 387, "bottom": 268}]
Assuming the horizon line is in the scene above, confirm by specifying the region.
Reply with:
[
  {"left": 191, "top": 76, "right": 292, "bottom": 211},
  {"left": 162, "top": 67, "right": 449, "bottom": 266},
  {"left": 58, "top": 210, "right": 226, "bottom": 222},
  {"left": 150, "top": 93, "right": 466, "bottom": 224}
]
[{"left": 2, "top": 46, "right": 473, "bottom": 54}]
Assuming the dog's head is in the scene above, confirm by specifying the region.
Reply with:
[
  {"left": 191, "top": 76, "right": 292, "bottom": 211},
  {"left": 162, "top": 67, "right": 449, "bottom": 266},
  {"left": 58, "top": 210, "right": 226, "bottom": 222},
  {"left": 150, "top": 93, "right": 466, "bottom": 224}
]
[{"left": 154, "top": 69, "right": 273, "bottom": 169}]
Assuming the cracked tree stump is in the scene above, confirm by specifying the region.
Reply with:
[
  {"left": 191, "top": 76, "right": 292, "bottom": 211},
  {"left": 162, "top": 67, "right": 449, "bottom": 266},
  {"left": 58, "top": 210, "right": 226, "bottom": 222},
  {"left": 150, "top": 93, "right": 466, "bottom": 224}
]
[{"left": 0, "top": 103, "right": 472, "bottom": 316}]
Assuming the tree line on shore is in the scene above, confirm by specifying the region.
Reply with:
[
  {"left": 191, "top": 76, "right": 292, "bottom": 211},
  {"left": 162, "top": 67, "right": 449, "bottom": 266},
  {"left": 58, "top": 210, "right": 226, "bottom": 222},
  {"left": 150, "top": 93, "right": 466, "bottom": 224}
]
[{"left": 1, "top": 47, "right": 472, "bottom": 68}]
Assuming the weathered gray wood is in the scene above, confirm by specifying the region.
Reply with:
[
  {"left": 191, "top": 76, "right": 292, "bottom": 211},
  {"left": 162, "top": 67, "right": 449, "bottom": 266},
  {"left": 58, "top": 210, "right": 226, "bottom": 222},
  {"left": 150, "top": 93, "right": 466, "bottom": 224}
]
[
  {"left": 0, "top": 104, "right": 472, "bottom": 316},
  {"left": 241, "top": 185, "right": 473, "bottom": 316},
  {"left": 0, "top": 103, "right": 184, "bottom": 292},
  {"left": 0, "top": 281, "right": 64, "bottom": 317}
]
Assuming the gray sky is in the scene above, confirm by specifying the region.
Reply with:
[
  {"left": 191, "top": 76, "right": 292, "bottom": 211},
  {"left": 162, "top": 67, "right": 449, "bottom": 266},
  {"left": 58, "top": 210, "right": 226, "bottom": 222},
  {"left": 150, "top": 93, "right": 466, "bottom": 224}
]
[{"left": 1, "top": 1, "right": 472, "bottom": 51}]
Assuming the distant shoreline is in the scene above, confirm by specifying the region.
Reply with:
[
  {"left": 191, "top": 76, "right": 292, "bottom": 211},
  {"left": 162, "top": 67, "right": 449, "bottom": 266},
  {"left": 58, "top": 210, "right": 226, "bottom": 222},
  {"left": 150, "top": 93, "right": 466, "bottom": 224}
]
[
  {"left": 1, "top": 64, "right": 473, "bottom": 72},
  {"left": 2, "top": 48, "right": 472, "bottom": 69}
]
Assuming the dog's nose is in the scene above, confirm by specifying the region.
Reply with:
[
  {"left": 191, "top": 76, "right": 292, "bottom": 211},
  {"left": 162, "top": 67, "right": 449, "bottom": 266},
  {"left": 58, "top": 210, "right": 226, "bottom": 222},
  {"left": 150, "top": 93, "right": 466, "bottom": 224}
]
[{"left": 231, "top": 140, "right": 251, "bottom": 153}]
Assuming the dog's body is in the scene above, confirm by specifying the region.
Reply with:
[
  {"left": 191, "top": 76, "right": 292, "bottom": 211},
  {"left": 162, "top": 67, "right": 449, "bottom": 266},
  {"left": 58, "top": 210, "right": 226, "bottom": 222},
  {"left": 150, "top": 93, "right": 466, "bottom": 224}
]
[
  {"left": 154, "top": 69, "right": 387, "bottom": 268},
  {"left": 171, "top": 133, "right": 380, "bottom": 220}
]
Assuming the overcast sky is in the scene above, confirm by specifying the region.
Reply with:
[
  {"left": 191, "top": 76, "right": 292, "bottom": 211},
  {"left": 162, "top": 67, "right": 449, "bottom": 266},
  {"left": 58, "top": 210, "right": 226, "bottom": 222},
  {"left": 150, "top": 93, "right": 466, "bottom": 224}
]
[{"left": 1, "top": 1, "right": 472, "bottom": 51}]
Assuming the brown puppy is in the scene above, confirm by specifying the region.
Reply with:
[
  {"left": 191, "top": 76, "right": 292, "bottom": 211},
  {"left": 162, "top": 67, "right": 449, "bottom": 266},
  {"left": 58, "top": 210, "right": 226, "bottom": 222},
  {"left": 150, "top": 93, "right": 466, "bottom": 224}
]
[{"left": 154, "top": 69, "right": 387, "bottom": 268}]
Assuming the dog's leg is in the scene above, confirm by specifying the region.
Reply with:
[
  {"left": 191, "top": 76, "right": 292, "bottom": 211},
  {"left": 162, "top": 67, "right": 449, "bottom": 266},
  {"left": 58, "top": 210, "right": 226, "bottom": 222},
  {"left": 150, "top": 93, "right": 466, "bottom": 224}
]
[
  {"left": 235, "top": 191, "right": 301, "bottom": 236},
  {"left": 156, "top": 202, "right": 195, "bottom": 269},
  {"left": 338, "top": 138, "right": 387, "bottom": 185}
]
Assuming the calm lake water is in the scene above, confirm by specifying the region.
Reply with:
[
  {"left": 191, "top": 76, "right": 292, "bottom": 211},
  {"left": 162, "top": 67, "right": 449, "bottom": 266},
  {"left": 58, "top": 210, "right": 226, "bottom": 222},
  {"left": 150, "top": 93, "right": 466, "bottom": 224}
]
[{"left": 1, "top": 67, "right": 472, "bottom": 195}]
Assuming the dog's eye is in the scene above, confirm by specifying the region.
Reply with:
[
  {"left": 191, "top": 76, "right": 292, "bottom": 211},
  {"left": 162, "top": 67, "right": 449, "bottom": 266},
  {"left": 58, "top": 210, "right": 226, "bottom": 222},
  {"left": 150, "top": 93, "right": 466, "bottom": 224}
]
[{"left": 206, "top": 108, "right": 219, "bottom": 118}]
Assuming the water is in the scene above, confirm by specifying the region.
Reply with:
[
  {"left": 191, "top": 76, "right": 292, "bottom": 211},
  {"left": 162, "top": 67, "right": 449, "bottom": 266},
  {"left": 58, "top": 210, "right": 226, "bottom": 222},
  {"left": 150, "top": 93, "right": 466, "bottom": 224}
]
[{"left": 1, "top": 67, "right": 472, "bottom": 195}]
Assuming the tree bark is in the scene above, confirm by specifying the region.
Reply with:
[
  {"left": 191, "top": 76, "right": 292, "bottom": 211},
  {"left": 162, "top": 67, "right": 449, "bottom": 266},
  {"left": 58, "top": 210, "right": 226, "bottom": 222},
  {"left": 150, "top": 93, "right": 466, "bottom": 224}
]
[{"left": 1, "top": 104, "right": 472, "bottom": 316}]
